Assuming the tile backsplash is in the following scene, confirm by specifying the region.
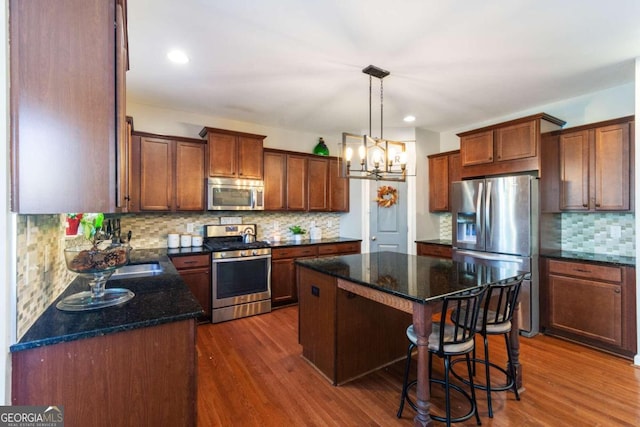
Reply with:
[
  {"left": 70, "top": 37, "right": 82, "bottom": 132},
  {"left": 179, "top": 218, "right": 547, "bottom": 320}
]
[{"left": 15, "top": 211, "right": 342, "bottom": 338}]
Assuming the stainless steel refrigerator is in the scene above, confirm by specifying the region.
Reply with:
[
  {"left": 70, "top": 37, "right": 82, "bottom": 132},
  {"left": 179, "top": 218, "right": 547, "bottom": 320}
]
[{"left": 451, "top": 175, "right": 539, "bottom": 337}]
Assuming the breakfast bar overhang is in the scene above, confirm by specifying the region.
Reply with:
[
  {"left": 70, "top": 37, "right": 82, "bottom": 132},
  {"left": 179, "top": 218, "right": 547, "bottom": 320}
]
[{"left": 296, "top": 251, "right": 526, "bottom": 427}]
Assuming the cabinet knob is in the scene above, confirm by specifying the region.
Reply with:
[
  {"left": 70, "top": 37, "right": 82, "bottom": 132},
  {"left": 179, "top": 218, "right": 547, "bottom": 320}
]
[{"left": 615, "top": 288, "right": 621, "bottom": 294}]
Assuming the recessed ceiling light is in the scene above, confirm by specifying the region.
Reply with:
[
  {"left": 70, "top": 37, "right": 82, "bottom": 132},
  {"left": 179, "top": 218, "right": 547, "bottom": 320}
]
[
  {"left": 403, "top": 115, "right": 416, "bottom": 123},
  {"left": 167, "top": 50, "right": 189, "bottom": 64}
]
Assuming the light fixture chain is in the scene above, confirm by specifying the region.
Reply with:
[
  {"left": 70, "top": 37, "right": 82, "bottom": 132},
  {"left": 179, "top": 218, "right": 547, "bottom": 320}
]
[
  {"left": 369, "top": 74, "right": 373, "bottom": 137},
  {"left": 380, "top": 78, "right": 384, "bottom": 140}
]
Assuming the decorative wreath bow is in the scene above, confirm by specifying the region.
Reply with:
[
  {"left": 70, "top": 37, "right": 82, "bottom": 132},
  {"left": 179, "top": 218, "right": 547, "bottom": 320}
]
[{"left": 376, "top": 185, "right": 398, "bottom": 208}]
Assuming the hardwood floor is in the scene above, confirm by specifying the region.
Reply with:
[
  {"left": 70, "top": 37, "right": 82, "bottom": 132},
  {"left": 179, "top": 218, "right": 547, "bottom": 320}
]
[{"left": 197, "top": 306, "right": 640, "bottom": 426}]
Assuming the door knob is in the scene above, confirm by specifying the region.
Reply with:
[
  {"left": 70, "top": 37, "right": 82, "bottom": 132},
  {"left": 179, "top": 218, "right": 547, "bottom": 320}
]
[{"left": 371, "top": 236, "right": 377, "bottom": 241}]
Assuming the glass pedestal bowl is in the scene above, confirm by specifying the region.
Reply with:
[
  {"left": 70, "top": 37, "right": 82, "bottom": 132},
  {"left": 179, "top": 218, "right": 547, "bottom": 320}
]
[{"left": 57, "top": 245, "right": 134, "bottom": 311}]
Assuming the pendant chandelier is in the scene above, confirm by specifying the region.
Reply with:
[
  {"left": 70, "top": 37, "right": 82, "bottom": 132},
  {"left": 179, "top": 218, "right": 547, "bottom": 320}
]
[{"left": 340, "top": 65, "right": 409, "bottom": 181}]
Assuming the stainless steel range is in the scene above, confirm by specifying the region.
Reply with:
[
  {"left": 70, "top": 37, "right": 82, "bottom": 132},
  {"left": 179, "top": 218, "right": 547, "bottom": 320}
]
[{"left": 204, "top": 224, "right": 271, "bottom": 323}]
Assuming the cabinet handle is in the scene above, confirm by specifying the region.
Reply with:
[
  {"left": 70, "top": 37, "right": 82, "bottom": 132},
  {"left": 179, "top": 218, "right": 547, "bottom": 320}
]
[
  {"left": 595, "top": 203, "right": 601, "bottom": 207},
  {"left": 183, "top": 260, "right": 198, "bottom": 264},
  {"left": 582, "top": 204, "right": 588, "bottom": 207},
  {"left": 574, "top": 268, "right": 591, "bottom": 273},
  {"left": 615, "top": 289, "right": 621, "bottom": 294}
]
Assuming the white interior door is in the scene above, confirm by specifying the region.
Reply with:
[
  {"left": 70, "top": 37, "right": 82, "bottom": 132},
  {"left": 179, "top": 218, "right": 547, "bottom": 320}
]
[{"left": 369, "top": 181, "right": 408, "bottom": 253}]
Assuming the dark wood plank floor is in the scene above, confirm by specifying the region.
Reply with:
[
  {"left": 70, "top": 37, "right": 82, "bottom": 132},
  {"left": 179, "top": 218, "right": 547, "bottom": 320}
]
[{"left": 197, "top": 306, "right": 640, "bottom": 426}]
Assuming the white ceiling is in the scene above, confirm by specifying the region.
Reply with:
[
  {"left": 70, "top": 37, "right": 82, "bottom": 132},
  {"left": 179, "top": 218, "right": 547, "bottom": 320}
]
[{"left": 126, "top": 0, "right": 640, "bottom": 134}]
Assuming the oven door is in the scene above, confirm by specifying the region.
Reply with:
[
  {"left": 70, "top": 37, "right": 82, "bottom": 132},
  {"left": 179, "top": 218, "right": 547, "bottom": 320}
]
[{"left": 212, "top": 254, "right": 271, "bottom": 308}]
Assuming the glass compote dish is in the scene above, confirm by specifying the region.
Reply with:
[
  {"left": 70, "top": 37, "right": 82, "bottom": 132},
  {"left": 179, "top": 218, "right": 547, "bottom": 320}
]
[{"left": 57, "top": 243, "right": 134, "bottom": 312}]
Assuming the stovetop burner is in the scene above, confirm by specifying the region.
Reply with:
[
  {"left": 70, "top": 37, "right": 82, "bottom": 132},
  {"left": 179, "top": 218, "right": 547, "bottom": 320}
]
[
  {"left": 204, "top": 239, "right": 270, "bottom": 252},
  {"left": 203, "top": 223, "right": 270, "bottom": 253}
]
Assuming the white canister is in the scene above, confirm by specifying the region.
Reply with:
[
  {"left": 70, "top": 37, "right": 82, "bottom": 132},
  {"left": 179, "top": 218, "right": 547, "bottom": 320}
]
[
  {"left": 167, "top": 233, "right": 180, "bottom": 249},
  {"left": 191, "top": 235, "right": 203, "bottom": 247},
  {"left": 180, "top": 234, "right": 192, "bottom": 247}
]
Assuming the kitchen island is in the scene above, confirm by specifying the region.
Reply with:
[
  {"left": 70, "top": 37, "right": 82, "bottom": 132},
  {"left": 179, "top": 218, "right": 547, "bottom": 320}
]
[
  {"left": 296, "top": 251, "right": 525, "bottom": 427},
  {"left": 11, "top": 248, "right": 203, "bottom": 427}
]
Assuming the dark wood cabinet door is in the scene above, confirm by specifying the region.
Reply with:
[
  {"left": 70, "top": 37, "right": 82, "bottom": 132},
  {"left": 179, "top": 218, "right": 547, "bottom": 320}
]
[
  {"left": 264, "top": 150, "right": 287, "bottom": 210},
  {"left": 208, "top": 133, "right": 238, "bottom": 178},
  {"left": 428, "top": 154, "right": 449, "bottom": 212},
  {"left": 308, "top": 157, "right": 329, "bottom": 211},
  {"left": 460, "top": 130, "right": 494, "bottom": 166},
  {"left": 177, "top": 267, "right": 211, "bottom": 323},
  {"left": 559, "top": 130, "right": 590, "bottom": 211},
  {"left": 271, "top": 259, "right": 297, "bottom": 305},
  {"left": 495, "top": 120, "right": 537, "bottom": 162},
  {"left": 594, "top": 123, "right": 630, "bottom": 211},
  {"left": 329, "top": 158, "right": 349, "bottom": 212},
  {"left": 139, "top": 137, "right": 173, "bottom": 211},
  {"left": 10, "top": 0, "right": 119, "bottom": 213},
  {"left": 416, "top": 243, "right": 452, "bottom": 258},
  {"left": 115, "top": 4, "right": 129, "bottom": 212},
  {"left": 448, "top": 152, "right": 462, "bottom": 183},
  {"left": 286, "top": 154, "right": 308, "bottom": 210},
  {"left": 175, "top": 141, "right": 205, "bottom": 211},
  {"left": 238, "top": 136, "right": 264, "bottom": 179}
]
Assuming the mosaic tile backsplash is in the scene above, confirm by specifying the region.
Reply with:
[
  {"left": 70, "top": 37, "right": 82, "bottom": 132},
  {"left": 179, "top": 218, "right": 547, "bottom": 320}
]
[
  {"left": 15, "top": 211, "right": 342, "bottom": 338},
  {"left": 439, "top": 212, "right": 635, "bottom": 258}
]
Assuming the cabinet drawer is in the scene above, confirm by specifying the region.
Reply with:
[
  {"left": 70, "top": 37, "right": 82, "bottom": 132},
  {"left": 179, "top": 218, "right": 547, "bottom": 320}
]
[
  {"left": 272, "top": 246, "right": 318, "bottom": 260},
  {"left": 171, "top": 254, "right": 210, "bottom": 269},
  {"left": 417, "top": 243, "right": 452, "bottom": 258},
  {"left": 317, "top": 242, "right": 360, "bottom": 255},
  {"left": 548, "top": 260, "right": 622, "bottom": 283}
]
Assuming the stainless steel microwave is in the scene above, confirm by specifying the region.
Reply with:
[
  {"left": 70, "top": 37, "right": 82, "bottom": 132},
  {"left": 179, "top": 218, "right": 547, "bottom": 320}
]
[{"left": 207, "top": 178, "right": 265, "bottom": 211}]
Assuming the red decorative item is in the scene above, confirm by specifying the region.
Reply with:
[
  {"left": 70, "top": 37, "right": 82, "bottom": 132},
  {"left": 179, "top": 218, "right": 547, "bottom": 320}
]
[{"left": 66, "top": 214, "right": 83, "bottom": 235}]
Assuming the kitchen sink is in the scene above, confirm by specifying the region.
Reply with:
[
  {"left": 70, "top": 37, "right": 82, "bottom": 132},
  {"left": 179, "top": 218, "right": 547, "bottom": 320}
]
[{"left": 110, "top": 262, "right": 164, "bottom": 279}]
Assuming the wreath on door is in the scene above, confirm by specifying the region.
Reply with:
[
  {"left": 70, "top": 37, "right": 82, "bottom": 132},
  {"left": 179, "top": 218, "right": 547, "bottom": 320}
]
[{"left": 376, "top": 185, "right": 398, "bottom": 208}]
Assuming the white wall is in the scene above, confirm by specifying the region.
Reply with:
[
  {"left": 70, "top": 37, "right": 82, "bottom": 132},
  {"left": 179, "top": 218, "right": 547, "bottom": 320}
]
[
  {"left": 635, "top": 59, "right": 640, "bottom": 366},
  {"left": 415, "top": 127, "right": 441, "bottom": 240}
]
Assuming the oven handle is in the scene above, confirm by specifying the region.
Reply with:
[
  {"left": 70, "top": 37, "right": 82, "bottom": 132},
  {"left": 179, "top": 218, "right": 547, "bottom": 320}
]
[{"left": 212, "top": 254, "right": 272, "bottom": 263}]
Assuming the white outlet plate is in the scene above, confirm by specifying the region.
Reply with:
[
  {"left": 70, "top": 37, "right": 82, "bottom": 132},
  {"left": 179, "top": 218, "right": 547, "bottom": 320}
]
[{"left": 186, "top": 223, "right": 195, "bottom": 233}]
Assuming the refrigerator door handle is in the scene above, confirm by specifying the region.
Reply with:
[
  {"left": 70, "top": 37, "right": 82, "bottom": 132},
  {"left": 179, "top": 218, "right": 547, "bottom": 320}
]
[
  {"left": 485, "top": 180, "right": 492, "bottom": 247},
  {"left": 455, "top": 250, "right": 524, "bottom": 263},
  {"left": 476, "top": 182, "right": 483, "bottom": 241}
]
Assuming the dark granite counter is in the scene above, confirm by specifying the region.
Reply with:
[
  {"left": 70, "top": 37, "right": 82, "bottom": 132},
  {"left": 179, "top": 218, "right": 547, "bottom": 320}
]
[
  {"left": 11, "top": 248, "right": 204, "bottom": 352},
  {"left": 540, "top": 250, "right": 635, "bottom": 267},
  {"left": 415, "top": 239, "right": 452, "bottom": 246},
  {"left": 295, "top": 251, "right": 525, "bottom": 304},
  {"left": 268, "top": 237, "right": 362, "bottom": 248},
  {"left": 166, "top": 246, "right": 211, "bottom": 256}
]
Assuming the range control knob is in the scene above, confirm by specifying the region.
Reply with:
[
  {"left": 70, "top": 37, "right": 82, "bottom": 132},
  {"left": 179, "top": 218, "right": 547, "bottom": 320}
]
[
  {"left": 240, "top": 250, "right": 248, "bottom": 257},
  {"left": 252, "top": 249, "right": 258, "bottom": 256}
]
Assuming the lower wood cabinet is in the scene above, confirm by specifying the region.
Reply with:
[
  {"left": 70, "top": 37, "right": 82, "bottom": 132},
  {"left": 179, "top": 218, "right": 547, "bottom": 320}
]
[
  {"left": 416, "top": 242, "right": 452, "bottom": 258},
  {"left": 271, "top": 241, "right": 361, "bottom": 307},
  {"left": 540, "top": 257, "right": 636, "bottom": 358},
  {"left": 12, "top": 320, "right": 197, "bottom": 426},
  {"left": 171, "top": 254, "right": 211, "bottom": 323}
]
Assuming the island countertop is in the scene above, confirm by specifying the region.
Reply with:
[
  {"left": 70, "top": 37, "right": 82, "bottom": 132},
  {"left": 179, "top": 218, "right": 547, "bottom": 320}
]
[
  {"left": 295, "top": 251, "right": 525, "bottom": 304},
  {"left": 11, "top": 248, "right": 203, "bottom": 352}
]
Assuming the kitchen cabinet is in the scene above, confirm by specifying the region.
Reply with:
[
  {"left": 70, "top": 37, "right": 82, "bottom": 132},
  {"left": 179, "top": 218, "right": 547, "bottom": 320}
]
[
  {"left": 199, "top": 127, "right": 266, "bottom": 180},
  {"left": 560, "top": 119, "right": 633, "bottom": 211},
  {"left": 115, "top": 5, "right": 130, "bottom": 212},
  {"left": 171, "top": 254, "right": 211, "bottom": 323},
  {"left": 131, "top": 132, "right": 205, "bottom": 212},
  {"left": 10, "top": 0, "right": 128, "bottom": 213},
  {"left": 271, "top": 241, "right": 361, "bottom": 307},
  {"left": 540, "top": 257, "right": 636, "bottom": 358},
  {"left": 12, "top": 319, "right": 197, "bottom": 426},
  {"left": 457, "top": 113, "right": 565, "bottom": 179},
  {"left": 427, "top": 150, "right": 461, "bottom": 212},
  {"left": 329, "top": 158, "right": 350, "bottom": 212},
  {"left": 264, "top": 149, "right": 349, "bottom": 212},
  {"left": 416, "top": 242, "right": 452, "bottom": 258}
]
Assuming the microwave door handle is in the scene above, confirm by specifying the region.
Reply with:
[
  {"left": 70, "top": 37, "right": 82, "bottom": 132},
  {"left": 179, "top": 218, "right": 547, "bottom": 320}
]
[{"left": 476, "top": 182, "right": 483, "bottom": 241}]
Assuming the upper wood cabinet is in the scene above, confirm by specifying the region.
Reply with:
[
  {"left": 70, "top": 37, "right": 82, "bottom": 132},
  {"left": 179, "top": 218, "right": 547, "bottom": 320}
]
[
  {"left": 428, "top": 150, "right": 461, "bottom": 212},
  {"left": 264, "top": 149, "right": 349, "bottom": 212},
  {"left": 541, "top": 116, "right": 634, "bottom": 212},
  {"left": 10, "top": 0, "right": 128, "bottom": 213},
  {"left": 458, "top": 113, "right": 565, "bottom": 179},
  {"left": 130, "top": 132, "right": 205, "bottom": 212},
  {"left": 199, "top": 127, "right": 265, "bottom": 180},
  {"left": 329, "top": 158, "right": 349, "bottom": 212}
]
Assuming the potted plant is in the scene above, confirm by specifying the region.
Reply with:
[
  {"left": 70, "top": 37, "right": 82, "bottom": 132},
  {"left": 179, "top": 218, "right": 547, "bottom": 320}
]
[
  {"left": 65, "top": 213, "right": 83, "bottom": 236},
  {"left": 289, "top": 225, "right": 307, "bottom": 242}
]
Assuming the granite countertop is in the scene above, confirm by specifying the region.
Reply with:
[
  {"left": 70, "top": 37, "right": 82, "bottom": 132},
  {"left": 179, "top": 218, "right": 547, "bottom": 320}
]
[
  {"left": 267, "top": 237, "right": 362, "bottom": 248},
  {"left": 295, "top": 251, "right": 524, "bottom": 304},
  {"left": 540, "top": 250, "right": 636, "bottom": 267},
  {"left": 415, "top": 239, "right": 452, "bottom": 246},
  {"left": 11, "top": 248, "right": 204, "bottom": 352},
  {"left": 166, "top": 246, "right": 211, "bottom": 256}
]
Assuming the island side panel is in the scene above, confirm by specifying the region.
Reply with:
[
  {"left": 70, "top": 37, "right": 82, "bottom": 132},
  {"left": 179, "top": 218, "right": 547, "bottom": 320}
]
[
  {"left": 12, "top": 319, "right": 197, "bottom": 427},
  {"left": 336, "top": 288, "right": 413, "bottom": 385},
  {"left": 298, "top": 265, "right": 338, "bottom": 383}
]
